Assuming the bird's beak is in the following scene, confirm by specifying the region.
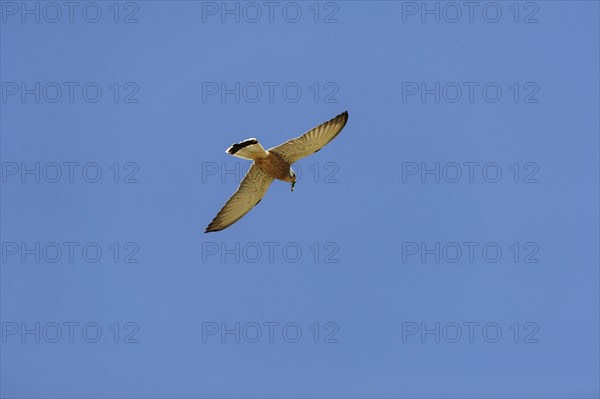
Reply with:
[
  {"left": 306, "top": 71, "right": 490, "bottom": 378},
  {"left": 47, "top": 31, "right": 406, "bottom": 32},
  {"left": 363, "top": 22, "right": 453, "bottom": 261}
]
[{"left": 291, "top": 180, "right": 296, "bottom": 192}]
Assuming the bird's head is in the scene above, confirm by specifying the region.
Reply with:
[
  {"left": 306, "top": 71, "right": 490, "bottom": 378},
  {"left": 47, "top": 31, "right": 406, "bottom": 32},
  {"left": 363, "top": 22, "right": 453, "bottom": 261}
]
[{"left": 290, "top": 168, "right": 296, "bottom": 192}]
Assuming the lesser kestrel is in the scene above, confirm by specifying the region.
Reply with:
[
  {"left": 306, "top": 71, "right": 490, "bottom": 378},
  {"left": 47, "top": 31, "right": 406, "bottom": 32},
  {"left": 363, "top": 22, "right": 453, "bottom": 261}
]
[{"left": 205, "top": 111, "right": 349, "bottom": 233}]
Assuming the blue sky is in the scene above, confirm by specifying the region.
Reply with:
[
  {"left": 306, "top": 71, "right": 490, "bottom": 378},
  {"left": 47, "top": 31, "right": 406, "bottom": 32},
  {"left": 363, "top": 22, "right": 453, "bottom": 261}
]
[{"left": 1, "top": 1, "right": 599, "bottom": 398}]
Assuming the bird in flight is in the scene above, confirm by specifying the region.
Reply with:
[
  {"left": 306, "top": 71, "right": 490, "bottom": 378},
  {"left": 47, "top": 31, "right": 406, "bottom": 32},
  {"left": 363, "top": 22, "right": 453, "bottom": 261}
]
[{"left": 205, "top": 111, "right": 349, "bottom": 233}]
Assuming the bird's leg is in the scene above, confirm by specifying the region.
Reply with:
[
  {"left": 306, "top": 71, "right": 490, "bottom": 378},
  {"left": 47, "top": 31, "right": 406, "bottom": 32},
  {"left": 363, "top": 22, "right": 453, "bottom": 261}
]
[{"left": 291, "top": 181, "right": 295, "bottom": 192}]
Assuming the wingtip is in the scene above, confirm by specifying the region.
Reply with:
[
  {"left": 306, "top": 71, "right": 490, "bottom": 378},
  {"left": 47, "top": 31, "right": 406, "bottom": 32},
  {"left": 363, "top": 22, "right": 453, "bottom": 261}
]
[
  {"left": 204, "top": 225, "right": 222, "bottom": 233},
  {"left": 338, "top": 111, "right": 349, "bottom": 125}
]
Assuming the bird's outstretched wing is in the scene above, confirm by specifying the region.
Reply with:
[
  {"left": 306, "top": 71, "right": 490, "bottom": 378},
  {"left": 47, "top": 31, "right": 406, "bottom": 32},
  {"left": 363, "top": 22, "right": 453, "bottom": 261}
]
[
  {"left": 268, "top": 111, "right": 348, "bottom": 164},
  {"left": 205, "top": 164, "right": 274, "bottom": 233}
]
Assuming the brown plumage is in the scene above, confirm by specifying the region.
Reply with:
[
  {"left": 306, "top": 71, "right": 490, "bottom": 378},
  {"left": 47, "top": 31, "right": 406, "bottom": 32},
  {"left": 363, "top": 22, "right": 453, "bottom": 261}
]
[{"left": 205, "top": 111, "right": 349, "bottom": 233}]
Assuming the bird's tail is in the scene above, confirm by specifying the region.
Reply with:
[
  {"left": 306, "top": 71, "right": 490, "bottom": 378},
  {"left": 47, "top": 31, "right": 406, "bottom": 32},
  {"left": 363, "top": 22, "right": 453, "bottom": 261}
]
[{"left": 226, "top": 138, "right": 268, "bottom": 160}]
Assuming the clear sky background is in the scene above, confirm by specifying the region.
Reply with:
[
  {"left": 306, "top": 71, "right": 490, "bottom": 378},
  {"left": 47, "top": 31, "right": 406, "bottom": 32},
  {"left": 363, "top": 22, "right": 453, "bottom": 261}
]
[{"left": 1, "top": 1, "right": 599, "bottom": 398}]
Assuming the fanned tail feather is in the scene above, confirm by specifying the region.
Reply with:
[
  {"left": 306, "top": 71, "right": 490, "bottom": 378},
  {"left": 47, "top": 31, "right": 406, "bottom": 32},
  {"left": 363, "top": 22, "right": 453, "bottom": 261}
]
[{"left": 226, "top": 138, "right": 268, "bottom": 160}]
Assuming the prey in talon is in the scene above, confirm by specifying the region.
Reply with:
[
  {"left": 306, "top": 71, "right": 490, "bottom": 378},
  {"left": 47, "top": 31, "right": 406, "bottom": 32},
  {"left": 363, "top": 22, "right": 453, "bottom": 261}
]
[{"left": 205, "top": 111, "right": 349, "bottom": 233}]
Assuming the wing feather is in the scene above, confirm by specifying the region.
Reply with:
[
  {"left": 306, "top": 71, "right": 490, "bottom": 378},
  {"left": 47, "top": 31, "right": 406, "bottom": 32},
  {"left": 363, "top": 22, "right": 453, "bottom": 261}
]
[
  {"left": 268, "top": 111, "right": 348, "bottom": 164},
  {"left": 205, "top": 164, "right": 274, "bottom": 233}
]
